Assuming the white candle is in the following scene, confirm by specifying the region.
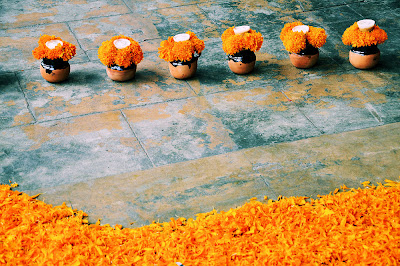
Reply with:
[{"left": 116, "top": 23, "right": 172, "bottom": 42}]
[
  {"left": 173, "top": 33, "right": 190, "bottom": 42},
  {"left": 292, "top": 25, "right": 309, "bottom": 33},
  {"left": 45, "top": 40, "right": 63, "bottom": 49},
  {"left": 113, "top": 38, "right": 131, "bottom": 49},
  {"left": 233, "top": 26, "right": 251, "bottom": 35},
  {"left": 357, "top": 19, "right": 375, "bottom": 32}
]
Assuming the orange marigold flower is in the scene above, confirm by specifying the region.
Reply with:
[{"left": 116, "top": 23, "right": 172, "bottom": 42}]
[
  {"left": 307, "top": 26, "right": 327, "bottom": 48},
  {"left": 221, "top": 27, "right": 263, "bottom": 55},
  {"left": 1, "top": 178, "right": 400, "bottom": 264},
  {"left": 279, "top": 21, "right": 303, "bottom": 42},
  {"left": 32, "top": 35, "right": 76, "bottom": 61},
  {"left": 283, "top": 31, "right": 307, "bottom": 54},
  {"left": 342, "top": 22, "right": 388, "bottom": 47},
  {"left": 98, "top": 35, "right": 143, "bottom": 68},
  {"left": 158, "top": 31, "right": 205, "bottom": 62},
  {"left": 280, "top": 22, "right": 327, "bottom": 54}
]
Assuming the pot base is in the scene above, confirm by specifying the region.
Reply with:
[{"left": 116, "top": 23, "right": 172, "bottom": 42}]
[
  {"left": 349, "top": 50, "right": 380, "bottom": 69},
  {"left": 106, "top": 65, "right": 137, "bottom": 82},
  {"left": 289, "top": 52, "right": 319, "bottom": 69},
  {"left": 40, "top": 64, "right": 70, "bottom": 83},
  {"left": 168, "top": 60, "right": 198, "bottom": 79},
  {"left": 228, "top": 60, "right": 255, "bottom": 74}
]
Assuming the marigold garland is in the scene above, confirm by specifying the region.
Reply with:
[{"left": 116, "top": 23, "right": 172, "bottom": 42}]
[
  {"left": 280, "top": 22, "right": 327, "bottom": 54},
  {"left": 158, "top": 31, "right": 205, "bottom": 62},
  {"left": 1, "top": 179, "right": 399, "bottom": 264},
  {"left": 221, "top": 27, "right": 263, "bottom": 55},
  {"left": 32, "top": 35, "right": 76, "bottom": 61},
  {"left": 342, "top": 22, "right": 388, "bottom": 47},
  {"left": 98, "top": 35, "right": 143, "bottom": 68}
]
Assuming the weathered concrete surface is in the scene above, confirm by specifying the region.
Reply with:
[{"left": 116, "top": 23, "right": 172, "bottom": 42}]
[
  {"left": 24, "top": 123, "right": 400, "bottom": 227},
  {"left": 1, "top": 0, "right": 399, "bottom": 227}
]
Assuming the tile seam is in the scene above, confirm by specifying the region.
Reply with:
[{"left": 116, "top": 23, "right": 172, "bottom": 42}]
[
  {"left": 280, "top": 91, "right": 325, "bottom": 134},
  {"left": 120, "top": 110, "right": 156, "bottom": 168},
  {"left": 240, "top": 148, "right": 279, "bottom": 200},
  {"left": 184, "top": 80, "right": 200, "bottom": 96},
  {"left": 14, "top": 72, "right": 37, "bottom": 123},
  {"left": 299, "top": 2, "right": 353, "bottom": 12},
  {"left": 66, "top": 22, "right": 90, "bottom": 62},
  {"left": 119, "top": 0, "right": 134, "bottom": 13},
  {"left": 8, "top": 95, "right": 200, "bottom": 127}
]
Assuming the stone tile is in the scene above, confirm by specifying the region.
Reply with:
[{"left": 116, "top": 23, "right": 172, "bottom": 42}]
[
  {"left": 245, "top": 122, "right": 400, "bottom": 199},
  {"left": 283, "top": 71, "right": 385, "bottom": 134},
  {"left": 363, "top": 0, "right": 400, "bottom": 5},
  {"left": 17, "top": 58, "right": 196, "bottom": 121},
  {"left": 0, "top": 0, "right": 130, "bottom": 29},
  {"left": 359, "top": 72, "right": 400, "bottom": 124},
  {"left": 205, "top": 87, "right": 321, "bottom": 149},
  {"left": 0, "top": 23, "right": 89, "bottom": 72},
  {"left": 137, "top": 5, "right": 219, "bottom": 40},
  {"left": 186, "top": 39, "right": 272, "bottom": 95},
  {"left": 198, "top": 0, "right": 302, "bottom": 36},
  {"left": 187, "top": 35, "right": 340, "bottom": 96},
  {"left": 0, "top": 111, "right": 153, "bottom": 191},
  {"left": 297, "top": 0, "right": 362, "bottom": 11},
  {"left": 25, "top": 150, "right": 275, "bottom": 227},
  {"left": 68, "top": 14, "right": 160, "bottom": 52},
  {"left": 199, "top": 1, "right": 331, "bottom": 41},
  {"left": 125, "top": 0, "right": 209, "bottom": 11},
  {"left": 0, "top": 0, "right": 399, "bottom": 230},
  {"left": 349, "top": 1, "right": 400, "bottom": 28},
  {"left": 123, "top": 97, "right": 238, "bottom": 166},
  {"left": 0, "top": 73, "right": 35, "bottom": 129},
  {"left": 279, "top": 5, "right": 363, "bottom": 26}
]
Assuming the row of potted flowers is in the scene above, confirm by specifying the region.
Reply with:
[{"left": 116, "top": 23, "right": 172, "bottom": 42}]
[{"left": 32, "top": 19, "right": 388, "bottom": 83}]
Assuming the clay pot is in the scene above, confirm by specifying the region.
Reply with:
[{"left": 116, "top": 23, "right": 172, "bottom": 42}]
[
  {"left": 168, "top": 58, "right": 198, "bottom": 79},
  {"left": 40, "top": 58, "right": 70, "bottom": 83},
  {"left": 289, "top": 51, "right": 319, "bottom": 69},
  {"left": 228, "top": 50, "right": 256, "bottom": 74},
  {"left": 349, "top": 45, "right": 380, "bottom": 69},
  {"left": 228, "top": 60, "right": 255, "bottom": 75},
  {"left": 106, "top": 64, "right": 137, "bottom": 82}
]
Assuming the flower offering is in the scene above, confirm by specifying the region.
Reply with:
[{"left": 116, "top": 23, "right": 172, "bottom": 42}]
[
  {"left": 158, "top": 31, "right": 205, "bottom": 79},
  {"left": 221, "top": 26, "right": 263, "bottom": 74},
  {"left": 98, "top": 35, "right": 143, "bottom": 81},
  {"left": 280, "top": 22, "right": 327, "bottom": 68},
  {"left": 342, "top": 19, "right": 387, "bottom": 69},
  {"left": 32, "top": 35, "right": 76, "bottom": 82}
]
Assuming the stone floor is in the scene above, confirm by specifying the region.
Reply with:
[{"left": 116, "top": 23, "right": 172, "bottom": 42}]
[{"left": 0, "top": 0, "right": 399, "bottom": 227}]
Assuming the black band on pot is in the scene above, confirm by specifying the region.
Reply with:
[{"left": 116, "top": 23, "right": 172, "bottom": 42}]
[
  {"left": 351, "top": 45, "right": 379, "bottom": 55},
  {"left": 109, "top": 64, "right": 136, "bottom": 71},
  {"left": 41, "top": 58, "right": 69, "bottom": 74},
  {"left": 170, "top": 54, "right": 199, "bottom": 68},
  {"left": 295, "top": 44, "right": 319, "bottom": 56},
  {"left": 228, "top": 50, "right": 256, "bottom": 64}
]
